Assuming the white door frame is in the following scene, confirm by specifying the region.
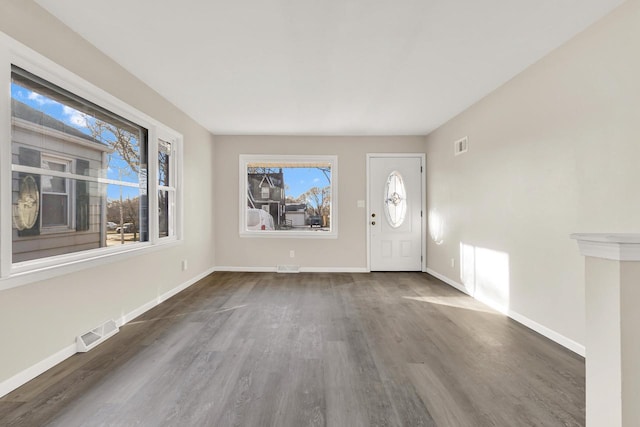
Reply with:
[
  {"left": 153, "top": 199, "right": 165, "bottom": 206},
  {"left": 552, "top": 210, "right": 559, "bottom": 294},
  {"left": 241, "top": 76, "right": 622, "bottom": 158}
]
[{"left": 366, "top": 153, "right": 426, "bottom": 272}]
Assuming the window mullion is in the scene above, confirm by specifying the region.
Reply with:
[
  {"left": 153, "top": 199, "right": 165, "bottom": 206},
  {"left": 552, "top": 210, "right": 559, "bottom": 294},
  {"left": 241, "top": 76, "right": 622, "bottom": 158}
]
[
  {"left": 0, "top": 47, "right": 12, "bottom": 277},
  {"left": 148, "top": 128, "right": 159, "bottom": 244},
  {"left": 0, "top": 34, "right": 182, "bottom": 288},
  {"left": 11, "top": 165, "right": 142, "bottom": 188}
]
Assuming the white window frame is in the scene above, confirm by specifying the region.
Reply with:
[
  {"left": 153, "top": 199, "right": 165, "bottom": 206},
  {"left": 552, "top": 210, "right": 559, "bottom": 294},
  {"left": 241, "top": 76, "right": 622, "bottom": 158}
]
[
  {"left": 40, "top": 154, "right": 73, "bottom": 231},
  {"left": 239, "top": 154, "right": 338, "bottom": 239},
  {"left": 156, "top": 135, "right": 180, "bottom": 241},
  {"left": 0, "top": 32, "right": 183, "bottom": 290},
  {"left": 261, "top": 186, "right": 270, "bottom": 199}
]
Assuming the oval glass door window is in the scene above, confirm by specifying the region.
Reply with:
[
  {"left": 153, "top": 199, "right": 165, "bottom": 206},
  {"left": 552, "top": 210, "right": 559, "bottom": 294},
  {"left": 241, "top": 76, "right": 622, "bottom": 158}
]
[{"left": 384, "top": 171, "right": 407, "bottom": 228}]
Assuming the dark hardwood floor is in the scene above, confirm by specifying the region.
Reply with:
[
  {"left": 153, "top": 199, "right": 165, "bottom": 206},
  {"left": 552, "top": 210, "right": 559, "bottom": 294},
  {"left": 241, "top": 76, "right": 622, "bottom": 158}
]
[{"left": 0, "top": 272, "right": 585, "bottom": 426}]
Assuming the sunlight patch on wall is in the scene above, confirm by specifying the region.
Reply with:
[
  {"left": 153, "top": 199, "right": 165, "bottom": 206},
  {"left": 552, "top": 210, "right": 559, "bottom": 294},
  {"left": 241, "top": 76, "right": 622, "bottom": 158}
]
[
  {"left": 428, "top": 209, "right": 445, "bottom": 245},
  {"left": 460, "top": 242, "right": 476, "bottom": 295},
  {"left": 460, "top": 242, "right": 510, "bottom": 314}
]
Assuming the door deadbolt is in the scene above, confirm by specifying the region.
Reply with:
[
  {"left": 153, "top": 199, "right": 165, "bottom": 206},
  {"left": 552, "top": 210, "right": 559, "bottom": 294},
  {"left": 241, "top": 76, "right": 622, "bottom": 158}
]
[{"left": 371, "top": 213, "right": 376, "bottom": 218}]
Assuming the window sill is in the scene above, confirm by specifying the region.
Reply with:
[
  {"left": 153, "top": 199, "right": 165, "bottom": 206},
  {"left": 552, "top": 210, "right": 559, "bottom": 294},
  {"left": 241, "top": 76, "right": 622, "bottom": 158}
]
[
  {"left": 239, "top": 230, "right": 338, "bottom": 239},
  {"left": 0, "top": 238, "right": 182, "bottom": 291}
]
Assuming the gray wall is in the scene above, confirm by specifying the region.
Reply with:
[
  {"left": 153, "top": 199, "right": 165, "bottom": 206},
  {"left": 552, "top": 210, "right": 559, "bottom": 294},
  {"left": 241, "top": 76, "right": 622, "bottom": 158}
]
[
  {"left": 0, "top": 1, "right": 216, "bottom": 385},
  {"left": 2, "top": 0, "right": 636, "bottom": 391},
  {"left": 424, "top": 0, "right": 640, "bottom": 352},
  {"left": 214, "top": 135, "right": 424, "bottom": 270}
]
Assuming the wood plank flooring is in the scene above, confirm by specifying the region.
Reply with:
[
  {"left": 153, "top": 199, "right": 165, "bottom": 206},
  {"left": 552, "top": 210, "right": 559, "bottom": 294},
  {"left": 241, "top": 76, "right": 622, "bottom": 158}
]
[{"left": 0, "top": 272, "right": 585, "bottom": 426}]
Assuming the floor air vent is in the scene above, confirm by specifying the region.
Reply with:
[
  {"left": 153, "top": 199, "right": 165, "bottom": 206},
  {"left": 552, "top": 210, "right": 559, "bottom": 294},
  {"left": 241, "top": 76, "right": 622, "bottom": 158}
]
[
  {"left": 276, "top": 265, "right": 300, "bottom": 273},
  {"left": 76, "top": 319, "right": 119, "bottom": 352}
]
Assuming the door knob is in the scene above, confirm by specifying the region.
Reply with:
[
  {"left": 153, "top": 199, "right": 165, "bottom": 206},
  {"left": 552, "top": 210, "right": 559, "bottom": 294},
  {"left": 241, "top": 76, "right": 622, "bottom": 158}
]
[{"left": 371, "top": 221, "right": 376, "bottom": 225}]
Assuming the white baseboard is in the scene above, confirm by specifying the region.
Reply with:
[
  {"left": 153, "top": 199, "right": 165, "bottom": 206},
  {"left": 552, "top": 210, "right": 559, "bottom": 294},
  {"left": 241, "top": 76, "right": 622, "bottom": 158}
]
[
  {"left": 0, "top": 343, "right": 77, "bottom": 399},
  {"left": 118, "top": 266, "right": 216, "bottom": 326},
  {"left": 507, "top": 309, "right": 585, "bottom": 356},
  {"left": 215, "top": 266, "right": 368, "bottom": 273},
  {"left": 0, "top": 266, "right": 216, "bottom": 399},
  {"left": 425, "top": 268, "right": 586, "bottom": 357},
  {"left": 2, "top": 265, "right": 584, "bottom": 399},
  {"left": 299, "top": 267, "right": 368, "bottom": 273},
  {"left": 426, "top": 268, "right": 473, "bottom": 296},
  {"left": 215, "top": 266, "right": 277, "bottom": 272}
]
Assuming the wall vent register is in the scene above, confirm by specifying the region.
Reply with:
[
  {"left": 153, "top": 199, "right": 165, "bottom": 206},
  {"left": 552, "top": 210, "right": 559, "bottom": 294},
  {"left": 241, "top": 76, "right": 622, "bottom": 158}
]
[{"left": 454, "top": 136, "right": 469, "bottom": 156}]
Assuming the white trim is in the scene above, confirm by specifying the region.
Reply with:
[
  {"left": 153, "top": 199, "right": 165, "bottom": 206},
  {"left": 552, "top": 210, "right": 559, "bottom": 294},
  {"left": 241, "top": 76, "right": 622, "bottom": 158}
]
[
  {"left": 366, "top": 156, "right": 371, "bottom": 272},
  {"left": 0, "top": 45, "right": 12, "bottom": 278},
  {"left": 425, "top": 268, "right": 586, "bottom": 357},
  {"left": 2, "top": 32, "right": 171, "bottom": 138},
  {"left": 426, "top": 268, "right": 470, "bottom": 295},
  {"left": 118, "top": 266, "right": 216, "bottom": 325},
  {"left": 215, "top": 266, "right": 278, "bottom": 272},
  {"left": 0, "top": 343, "right": 77, "bottom": 399},
  {"left": 12, "top": 165, "right": 142, "bottom": 188},
  {"left": 1, "top": 31, "right": 184, "bottom": 286},
  {"left": 175, "top": 135, "right": 184, "bottom": 241},
  {"left": 299, "top": 267, "right": 368, "bottom": 273},
  {"left": 2, "top": 239, "right": 181, "bottom": 291},
  {"left": 366, "top": 153, "right": 426, "bottom": 272},
  {"left": 508, "top": 309, "right": 585, "bottom": 357},
  {"left": 571, "top": 233, "right": 640, "bottom": 261},
  {"left": 238, "top": 154, "right": 338, "bottom": 239},
  {"left": 239, "top": 231, "right": 338, "bottom": 239},
  {"left": 214, "top": 266, "right": 368, "bottom": 273},
  {"left": 147, "top": 128, "right": 159, "bottom": 245},
  {"left": 0, "top": 266, "right": 215, "bottom": 398}
]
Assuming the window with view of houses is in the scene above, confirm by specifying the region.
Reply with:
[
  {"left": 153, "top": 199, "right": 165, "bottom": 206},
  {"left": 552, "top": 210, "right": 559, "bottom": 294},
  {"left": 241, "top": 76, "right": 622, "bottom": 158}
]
[
  {"left": 240, "top": 155, "right": 338, "bottom": 238},
  {"left": 10, "top": 66, "right": 149, "bottom": 263},
  {"left": 0, "top": 36, "right": 183, "bottom": 285},
  {"left": 5, "top": 64, "right": 181, "bottom": 273}
]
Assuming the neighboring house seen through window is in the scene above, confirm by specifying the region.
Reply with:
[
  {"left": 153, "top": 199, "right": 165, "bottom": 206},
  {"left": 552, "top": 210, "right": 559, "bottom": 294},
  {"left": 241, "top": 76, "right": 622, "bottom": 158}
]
[
  {"left": 1, "top": 54, "right": 182, "bottom": 284},
  {"left": 10, "top": 65, "right": 149, "bottom": 263},
  {"left": 240, "top": 155, "right": 338, "bottom": 238}
]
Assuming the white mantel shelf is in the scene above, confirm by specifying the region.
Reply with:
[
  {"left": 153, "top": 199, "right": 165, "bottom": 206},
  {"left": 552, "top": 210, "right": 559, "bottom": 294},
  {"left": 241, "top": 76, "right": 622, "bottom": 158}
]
[
  {"left": 571, "top": 233, "right": 640, "bottom": 261},
  {"left": 571, "top": 232, "right": 640, "bottom": 426}
]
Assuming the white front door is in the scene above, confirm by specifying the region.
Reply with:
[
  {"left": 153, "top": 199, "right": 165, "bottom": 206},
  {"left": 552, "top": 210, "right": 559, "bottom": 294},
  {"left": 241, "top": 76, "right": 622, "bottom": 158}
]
[{"left": 368, "top": 154, "right": 423, "bottom": 271}]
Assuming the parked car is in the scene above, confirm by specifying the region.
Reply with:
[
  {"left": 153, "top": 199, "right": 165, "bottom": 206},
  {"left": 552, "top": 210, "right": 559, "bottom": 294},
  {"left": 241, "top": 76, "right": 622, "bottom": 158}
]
[
  {"left": 309, "top": 215, "right": 322, "bottom": 227},
  {"left": 106, "top": 221, "right": 117, "bottom": 230},
  {"left": 246, "top": 208, "right": 275, "bottom": 230},
  {"left": 115, "top": 223, "right": 134, "bottom": 233}
]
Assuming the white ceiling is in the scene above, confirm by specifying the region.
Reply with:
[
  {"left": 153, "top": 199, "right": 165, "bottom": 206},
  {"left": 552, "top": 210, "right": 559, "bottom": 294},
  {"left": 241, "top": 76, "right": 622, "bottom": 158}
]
[{"left": 35, "top": 0, "right": 624, "bottom": 136}]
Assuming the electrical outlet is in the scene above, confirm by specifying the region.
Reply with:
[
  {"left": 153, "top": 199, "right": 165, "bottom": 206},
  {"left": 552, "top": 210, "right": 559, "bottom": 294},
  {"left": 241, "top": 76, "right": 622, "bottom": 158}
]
[
  {"left": 182, "top": 260, "right": 188, "bottom": 271},
  {"left": 290, "top": 250, "right": 295, "bottom": 258}
]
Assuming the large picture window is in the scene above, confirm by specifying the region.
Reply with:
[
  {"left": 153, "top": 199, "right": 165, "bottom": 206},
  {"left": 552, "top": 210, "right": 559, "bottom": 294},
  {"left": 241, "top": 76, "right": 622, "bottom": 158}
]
[
  {"left": 1, "top": 40, "right": 183, "bottom": 286},
  {"left": 10, "top": 65, "right": 149, "bottom": 263},
  {"left": 239, "top": 155, "right": 338, "bottom": 238}
]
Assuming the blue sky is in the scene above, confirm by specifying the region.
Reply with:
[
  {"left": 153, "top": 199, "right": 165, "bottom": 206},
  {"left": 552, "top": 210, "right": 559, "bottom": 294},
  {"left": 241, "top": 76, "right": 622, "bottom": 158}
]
[
  {"left": 12, "top": 83, "right": 141, "bottom": 201},
  {"left": 282, "top": 167, "right": 330, "bottom": 199},
  {"left": 12, "top": 83, "right": 330, "bottom": 203}
]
